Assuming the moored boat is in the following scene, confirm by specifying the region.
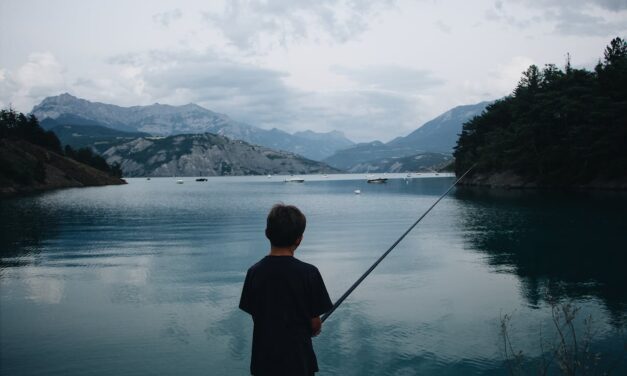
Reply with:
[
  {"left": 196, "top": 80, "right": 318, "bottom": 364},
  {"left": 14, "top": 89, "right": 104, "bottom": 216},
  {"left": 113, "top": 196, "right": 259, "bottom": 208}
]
[
  {"left": 284, "top": 177, "right": 305, "bottom": 183},
  {"left": 367, "top": 178, "right": 388, "bottom": 184}
]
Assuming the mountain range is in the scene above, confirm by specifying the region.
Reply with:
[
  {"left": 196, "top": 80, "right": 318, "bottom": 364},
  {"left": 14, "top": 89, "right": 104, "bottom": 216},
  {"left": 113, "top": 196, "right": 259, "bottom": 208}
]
[
  {"left": 102, "top": 133, "right": 339, "bottom": 177},
  {"left": 322, "top": 101, "right": 491, "bottom": 171},
  {"left": 30, "top": 94, "right": 492, "bottom": 175},
  {"left": 32, "top": 93, "right": 354, "bottom": 161}
]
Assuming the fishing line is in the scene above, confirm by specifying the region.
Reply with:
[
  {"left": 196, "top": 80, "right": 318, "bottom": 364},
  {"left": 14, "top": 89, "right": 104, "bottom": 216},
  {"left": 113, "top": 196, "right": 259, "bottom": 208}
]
[{"left": 321, "top": 165, "right": 475, "bottom": 323}]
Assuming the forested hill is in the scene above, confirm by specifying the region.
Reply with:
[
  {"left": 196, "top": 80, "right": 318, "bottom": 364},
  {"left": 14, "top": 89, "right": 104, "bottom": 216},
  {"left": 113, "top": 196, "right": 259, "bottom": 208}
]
[
  {"left": 454, "top": 37, "right": 627, "bottom": 189},
  {"left": 0, "top": 109, "right": 125, "bottom": 197}
]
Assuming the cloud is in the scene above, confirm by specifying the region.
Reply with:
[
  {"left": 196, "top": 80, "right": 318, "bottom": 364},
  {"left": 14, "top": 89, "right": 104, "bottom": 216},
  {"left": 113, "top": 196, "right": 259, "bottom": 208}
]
[
  {"left": 519, "top": 0, "right": 627, "bottom": 12},
  {"left": 459, "top": 55, "right": 535, "bottom": 101},
  {"left": 484, "top": 1, "right": 536, "bottom": 29},
  {"left": 107, "top": 49, "right": 424, "bottom": 141},
  {"left": 331, "top": 65, "right": 443, "bottom": 93},
  {"left": 202, "top": 0, "right": 397, "bottom": 51},
  {"left": 109, "top": 50, "right": 294, "bottom": 121},
  {"left": 2, "top": 48, "right": 423, "bottom": 141},
  {"left": 435, "top": 20, "right": 452, "bottom": 34},
  {"left": 152, "top": 9, "right": 182, "bottom": 27},
  {"left": 0, "top": 52, "right": 67, "bottom": 110},
  {"left": 547, "top": 7, "right": 627, "bottom": 36},
  {"left": 491, "top": 0, "right": 627, "bottom": 36},
  {"left": 296, "top": 89, "right": 423, "bottom": 141}
]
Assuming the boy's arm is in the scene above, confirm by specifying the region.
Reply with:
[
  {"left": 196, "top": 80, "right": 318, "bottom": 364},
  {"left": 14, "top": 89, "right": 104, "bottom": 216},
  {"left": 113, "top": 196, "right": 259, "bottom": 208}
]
[
  {"left": 311, "top": 316, "right": 322, "bottom": 337},
  {"left": 309, "top": 267, "right": 333, "bottom": 337}
]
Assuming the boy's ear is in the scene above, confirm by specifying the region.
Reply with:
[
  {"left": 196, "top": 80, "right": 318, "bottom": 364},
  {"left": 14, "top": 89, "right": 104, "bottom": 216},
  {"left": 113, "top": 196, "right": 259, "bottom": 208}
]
[{"left": 294, "top": 235, "right": 303, "bottom": 247}]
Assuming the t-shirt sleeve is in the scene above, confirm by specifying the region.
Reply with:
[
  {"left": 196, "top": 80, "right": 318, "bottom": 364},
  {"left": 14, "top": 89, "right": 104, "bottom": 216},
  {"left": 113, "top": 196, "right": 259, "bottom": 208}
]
[
  {"left": 310, "top": 268, "right": 333, "bottom": 318},
  {"left": 239, "top": 269, "right": 254, "bottom": 315}
]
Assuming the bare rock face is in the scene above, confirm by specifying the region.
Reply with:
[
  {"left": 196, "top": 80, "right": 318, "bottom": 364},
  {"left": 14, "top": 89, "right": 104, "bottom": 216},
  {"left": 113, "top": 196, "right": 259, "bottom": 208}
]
[{"left": 102, "top": 133, "right": 340, "bottom": 177}]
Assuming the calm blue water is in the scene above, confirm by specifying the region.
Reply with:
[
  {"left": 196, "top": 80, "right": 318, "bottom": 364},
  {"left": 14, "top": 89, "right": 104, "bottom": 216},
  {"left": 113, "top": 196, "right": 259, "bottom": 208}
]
[{"left": 1, "top": 174, "right": 626, "bottom": 375}]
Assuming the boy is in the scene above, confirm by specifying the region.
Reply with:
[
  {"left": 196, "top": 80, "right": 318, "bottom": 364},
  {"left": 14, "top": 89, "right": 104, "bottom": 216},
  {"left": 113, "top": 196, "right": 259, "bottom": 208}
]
[{"left": 239, "top": 204, "right": 333, "bottom": 376}]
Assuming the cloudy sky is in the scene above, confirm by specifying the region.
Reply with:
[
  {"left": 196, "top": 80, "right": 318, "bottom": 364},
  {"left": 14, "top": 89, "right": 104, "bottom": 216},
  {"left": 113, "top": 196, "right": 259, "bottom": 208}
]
[{"left": 1, "top": 0, "right": 625, "bottom": 142}]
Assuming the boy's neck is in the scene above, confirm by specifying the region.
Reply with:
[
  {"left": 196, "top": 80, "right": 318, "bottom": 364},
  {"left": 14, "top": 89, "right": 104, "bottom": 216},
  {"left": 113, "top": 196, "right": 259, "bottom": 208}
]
[{"left": 269, "top": 246, "right": 295, "bottom": 256}]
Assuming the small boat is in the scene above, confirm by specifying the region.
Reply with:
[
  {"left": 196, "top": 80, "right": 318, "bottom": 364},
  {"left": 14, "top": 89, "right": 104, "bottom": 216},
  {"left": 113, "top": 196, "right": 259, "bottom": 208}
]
[
  {"left": 367, "top": 178, "right": 388, "bottom": 184},
  {"left": 354, "top": 189, "right": 361, "bottom": 194},
  {"left": 176, "top": 179, "right": 184, "bottom": 184},
  {"left": 267, "top": 175, "right": 272, "bottom": 178},
  {"left": 146, "top": 177, "right": 151, "bottom": 180},
  {"left": 284, "top": 178, "right": 305, "bottom": 183},
  {"left": 195, "top": 178, "right": 208, "bottom": 182}
]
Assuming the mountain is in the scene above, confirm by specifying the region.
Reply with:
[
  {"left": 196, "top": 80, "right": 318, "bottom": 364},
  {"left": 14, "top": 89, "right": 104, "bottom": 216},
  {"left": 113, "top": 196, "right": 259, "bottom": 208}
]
[
  {"left": 31, "top": 94, "right": 354, "bottom": 160},
  {"left": 322, "top": 141, "right": 392, "bottom": 170},
  {"left": 47, "top": 123, "right": 149, "bottom": 154},
  {"left": 344, "top": 152, "right": 453, "bottom": 173},
  {"left": 102, "top": 133, "right": 341, "bottom": 177},
  {"left": 323, "top": 101, "right": 491, "bottom": 171},
  {"left": 387, "top": 101, "right": 492, "bottom": 152}
]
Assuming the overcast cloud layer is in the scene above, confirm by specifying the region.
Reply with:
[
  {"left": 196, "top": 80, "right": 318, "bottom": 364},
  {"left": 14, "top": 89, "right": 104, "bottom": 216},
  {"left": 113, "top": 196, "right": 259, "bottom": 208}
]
[{"left": 1, "top": 0, "right": 625, "bottom": 142}]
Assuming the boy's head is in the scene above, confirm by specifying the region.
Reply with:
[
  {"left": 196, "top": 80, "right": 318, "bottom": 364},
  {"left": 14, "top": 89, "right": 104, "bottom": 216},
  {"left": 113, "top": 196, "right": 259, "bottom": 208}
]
[{"left": 265, "top": 204, "right": 306, "bottom": 248}]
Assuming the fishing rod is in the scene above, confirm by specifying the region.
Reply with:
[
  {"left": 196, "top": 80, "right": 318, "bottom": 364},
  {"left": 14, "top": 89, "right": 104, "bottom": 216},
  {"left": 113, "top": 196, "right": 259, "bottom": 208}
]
[{"left": 321, "top": 165, "right": 475, "bottom": 323}]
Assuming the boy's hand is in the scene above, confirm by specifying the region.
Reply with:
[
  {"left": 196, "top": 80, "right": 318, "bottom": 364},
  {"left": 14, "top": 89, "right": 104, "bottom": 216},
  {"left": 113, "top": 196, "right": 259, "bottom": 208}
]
[{"left": 311, "top": 316, "right": 322, "bottom": 337}]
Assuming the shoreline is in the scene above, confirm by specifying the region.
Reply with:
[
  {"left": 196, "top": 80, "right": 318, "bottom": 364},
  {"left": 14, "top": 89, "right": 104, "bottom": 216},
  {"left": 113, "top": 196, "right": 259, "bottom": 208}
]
[{"left": 457, "top": 171, "right": 627, "bottom": 191}]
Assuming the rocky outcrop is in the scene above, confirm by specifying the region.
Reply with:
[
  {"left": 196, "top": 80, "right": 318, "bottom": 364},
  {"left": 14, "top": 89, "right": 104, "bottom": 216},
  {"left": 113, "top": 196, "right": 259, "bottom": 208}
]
[
  {"left": 102, "top": 133, "right": 341, "bottom": 177},
  {"left": 0, "top": 139, "right": 126, "bottom": 197}
]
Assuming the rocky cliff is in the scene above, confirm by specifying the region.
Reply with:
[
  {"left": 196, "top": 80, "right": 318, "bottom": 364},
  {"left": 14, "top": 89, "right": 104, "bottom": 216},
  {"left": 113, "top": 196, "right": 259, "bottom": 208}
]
[{"left": 102, "top": 133, "right": 340, "bottom": 177}]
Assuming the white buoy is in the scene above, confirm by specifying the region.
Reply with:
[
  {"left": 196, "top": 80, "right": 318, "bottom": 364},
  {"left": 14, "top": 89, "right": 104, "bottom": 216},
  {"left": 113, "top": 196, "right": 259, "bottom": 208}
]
[{"left": 354, "top": 189, "right": 361, "bottom": 194}]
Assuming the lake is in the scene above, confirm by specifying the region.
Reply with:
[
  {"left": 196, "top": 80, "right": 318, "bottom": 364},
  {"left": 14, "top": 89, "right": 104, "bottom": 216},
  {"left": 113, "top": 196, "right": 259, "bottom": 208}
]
[{"left": 1, "top": 174, "right": 626, "bottom": 375}]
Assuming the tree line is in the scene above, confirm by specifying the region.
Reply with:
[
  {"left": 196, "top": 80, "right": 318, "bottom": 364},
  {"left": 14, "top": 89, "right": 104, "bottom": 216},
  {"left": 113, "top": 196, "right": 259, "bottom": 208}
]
[
  {"left": 0, "top": 108, "right": 123, "bottom": 178},
  {"left": 454, "top": 37, "right": 627, "bottom": 185}
]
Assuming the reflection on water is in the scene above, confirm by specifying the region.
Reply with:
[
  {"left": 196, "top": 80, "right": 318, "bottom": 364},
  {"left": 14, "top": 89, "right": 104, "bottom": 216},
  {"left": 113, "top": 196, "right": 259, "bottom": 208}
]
[
  {"left": 1, "top": 175, "right": 626, "bottom": 375},
  {"left": 456, "top": 188, "right": 627, "bottom": 325}
]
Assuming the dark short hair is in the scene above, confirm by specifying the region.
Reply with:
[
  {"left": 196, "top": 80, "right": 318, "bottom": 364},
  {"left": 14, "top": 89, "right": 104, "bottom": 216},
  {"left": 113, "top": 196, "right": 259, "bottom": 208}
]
[{"left": 265, "top": 204, "right": 306, "bottom": 247}]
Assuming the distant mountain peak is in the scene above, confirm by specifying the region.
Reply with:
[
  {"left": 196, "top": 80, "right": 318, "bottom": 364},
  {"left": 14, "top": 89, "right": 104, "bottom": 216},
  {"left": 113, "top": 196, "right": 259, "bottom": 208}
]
[
  {"left": 323, "top": 100, "right": 493, "bottom": 170},
  {"left": 388, "top": 100, "right": 492, "bottom": 152},
  {"left": 58, "top": 92, "right": 77, "bottom": 99},
  {"left": 31, "top": 94, "right": 355, "bottom": 161}
]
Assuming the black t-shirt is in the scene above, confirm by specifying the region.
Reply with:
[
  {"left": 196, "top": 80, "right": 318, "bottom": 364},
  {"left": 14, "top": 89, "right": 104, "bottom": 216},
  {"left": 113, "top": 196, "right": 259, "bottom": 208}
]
[{"left": 239, "top": 256, "right": 333, "bottom": 376}]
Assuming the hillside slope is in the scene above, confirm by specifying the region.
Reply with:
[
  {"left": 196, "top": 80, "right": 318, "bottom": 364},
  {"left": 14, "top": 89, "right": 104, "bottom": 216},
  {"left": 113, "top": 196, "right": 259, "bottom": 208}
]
[
  {"left": 102, "top": 133, "right": 341, "bottom": 177},
  {"left": 0, "top": 139, "right": 125, "bottom": 197},
  {"left": 49, "top": 123, "right": 149, "bottom": 153}
]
